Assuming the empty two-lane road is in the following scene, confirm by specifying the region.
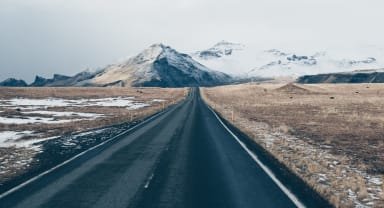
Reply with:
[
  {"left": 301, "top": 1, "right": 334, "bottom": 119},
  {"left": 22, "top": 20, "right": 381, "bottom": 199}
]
[{"left": 1, "top": 88, "right": 307, "bottom": 208}]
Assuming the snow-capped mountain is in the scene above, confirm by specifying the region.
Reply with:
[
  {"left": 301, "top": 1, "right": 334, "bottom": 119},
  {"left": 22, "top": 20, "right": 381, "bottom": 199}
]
[
  {"left": 1, "top": 43, "right": 233, "bottom": 87},
  {"left": 83, "top": 43, "right": 232, "bottom": 87},
  {"left": 192, "top": 41, "right": 254, "bottom": 76},
  {"left": 193, "top": 41, "right": 384, "bottom": 79},
  {"left": 248, "top": 49, "right": 381, "bottom": 78},
  {"left": 193, "top": 41, "right": 245, "bottom": 60},
  {"left": 3, "top": 41, "right": 383, "bottom": 86}
]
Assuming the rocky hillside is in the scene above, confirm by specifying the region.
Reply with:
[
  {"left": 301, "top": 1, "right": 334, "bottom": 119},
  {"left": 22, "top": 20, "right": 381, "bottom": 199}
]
[
  {"left": 0, "top": 78, "right": 28, "bottom": 87},
  {"left": 297, "top": 70, "right": 384, "bottom": 83}
]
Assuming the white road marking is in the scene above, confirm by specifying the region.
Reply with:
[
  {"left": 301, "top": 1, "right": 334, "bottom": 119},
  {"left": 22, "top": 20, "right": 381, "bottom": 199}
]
[
  {"left": 144, "top": 173, "right": 155, "bottom": 189},
  {"left": 208, "top": 106, "right": 306, "bottom": 208}
]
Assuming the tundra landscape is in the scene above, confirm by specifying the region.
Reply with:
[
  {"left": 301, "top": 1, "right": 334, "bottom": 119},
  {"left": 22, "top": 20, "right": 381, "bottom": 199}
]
[
  {"left": 201, "top": 83, "right": 384, "bottom": 207},
  {"left": 0, "top": 87, "right": 186, "bottom": 192},
  {"left": 2, "top": 0, "right": 384, "bottom": 207}
]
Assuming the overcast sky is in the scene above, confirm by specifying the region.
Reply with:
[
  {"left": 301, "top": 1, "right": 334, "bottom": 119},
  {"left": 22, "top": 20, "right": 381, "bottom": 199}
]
[{"left": 1, "top": 0, "right": 383, "bottom": 82}]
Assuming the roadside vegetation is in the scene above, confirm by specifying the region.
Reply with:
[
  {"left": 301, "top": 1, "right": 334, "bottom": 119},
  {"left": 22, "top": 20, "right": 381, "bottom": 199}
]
[{"left": 201, "top": 83, "right": 384, "bottom": 207}]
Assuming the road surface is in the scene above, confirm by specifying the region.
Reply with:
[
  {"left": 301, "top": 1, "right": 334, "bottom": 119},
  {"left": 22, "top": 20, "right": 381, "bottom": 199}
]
[{"left": 0, "top": 88, "right": 312, "bottom": 208}]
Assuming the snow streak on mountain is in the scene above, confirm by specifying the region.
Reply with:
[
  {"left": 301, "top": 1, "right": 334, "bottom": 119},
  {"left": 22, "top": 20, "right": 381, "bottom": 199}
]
[
  {"left": 85, "top": 43, "right": 232, "bottom": 87},
  {"left": 2, "top": 41, "right": 384, "bottom": 86},
  {"left": 192, "top": 41, "right": 383, "bottom": 79}
]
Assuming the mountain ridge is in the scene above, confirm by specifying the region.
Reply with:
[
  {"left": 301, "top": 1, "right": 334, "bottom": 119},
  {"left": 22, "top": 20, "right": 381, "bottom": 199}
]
[
  {"left": 1, "top": 43, "right": 234, "bottom": 88},
  {"left": 297, "top": 69, "right": 384, "bottom": 83}
]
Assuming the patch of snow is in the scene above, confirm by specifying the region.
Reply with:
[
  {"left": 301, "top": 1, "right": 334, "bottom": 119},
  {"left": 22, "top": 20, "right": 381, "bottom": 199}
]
[
  {"left": 0, "top": 116, "right": 82, "bottom": 124},
  {"left": 0, "top": 131, "right": 34, "bottom": 147},
  {"left": 6, "top": 98, "right": 73, "bottom": 107},
  {"left": 332, "top": 160, "right": 340, "bottom": 165},
  {"left": 320, "top": 145, "right": 333, "bottom": 149},
  {"left": 368, "top": 177, "right": 382, "bottom": 185},
  {"left": 317, "top": 174, "right": 328, "bottom": 183},
  {"left": 0, "top": 97, "right": 154, "bottom": 124},
  {"left": 127, "top": 103, "right": 150, "bottom": 110},
  {"left": 369, "top": 193, "right": 380, "bottom": 200},
  {"left": 152, "top": 99, "right": 166, "bottom": 102},
  {"left": 73, "top": 129, "right": 107, "bottom": 138},
  {"left": 0, "top": 97, "right": 151, "bottom": 110},
  {"left": 21, "top": 111, "right": 104, "bottom": 118},
  {"left": 6, "top": 106, "right": 42, "bottom": 110},
  {"left": 348, "top": 189, "right": 357, "bottom": 201},
  {"left": 85, "top": 97, "right": 135, "bottom": 107},
  {"left": 0, "top": 131, "right": 58, "bottom": 149}
]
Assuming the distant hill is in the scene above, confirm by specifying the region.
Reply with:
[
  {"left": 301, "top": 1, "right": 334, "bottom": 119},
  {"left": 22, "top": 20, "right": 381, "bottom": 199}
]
[
  {"left": 297, "top": 70, "right": 384, "bottom": 83},
  {"left": 29, "top": 71, "right": 96, "bottom": 87},
  {"left": 0, "top": 78, "right": 28, "bottom": 87}
]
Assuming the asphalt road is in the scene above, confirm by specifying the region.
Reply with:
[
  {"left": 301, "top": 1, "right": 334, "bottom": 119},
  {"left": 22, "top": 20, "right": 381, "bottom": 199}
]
[{"left": 0, "top": 88, "right": 305, "bottom": 208}]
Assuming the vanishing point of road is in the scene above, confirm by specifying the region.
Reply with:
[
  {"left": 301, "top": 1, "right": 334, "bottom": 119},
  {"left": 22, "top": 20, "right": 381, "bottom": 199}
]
[{"left": 0, "top": 88, "right": 327, "bottom": 208}]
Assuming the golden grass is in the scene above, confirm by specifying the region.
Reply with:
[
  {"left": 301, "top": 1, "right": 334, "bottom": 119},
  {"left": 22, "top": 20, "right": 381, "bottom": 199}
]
[
  {"left": 201, "top": 83, "right": 384, "bottom": 207},
  {"left": 0, "top": 87, "right": 188, "bottom": 138}
]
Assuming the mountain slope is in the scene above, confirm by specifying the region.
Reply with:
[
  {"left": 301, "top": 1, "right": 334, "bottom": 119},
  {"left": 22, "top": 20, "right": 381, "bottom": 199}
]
[
  {"left": 192, "top": 41, "right": 253, "bottom": 76},
  {"left": 248, "top": 49, "right": 380, "bottom": 78},
  {"left": 1, "top": 43, "right": 233, "bottom": 88},
  {"left": 0, "top": 78, "right": 28, "bottom": 87},
  {"left": 85, "top": 43, "right": 232, "bottom": 87},
  {"left": 29, "top": 71, "right": 96, "bottom": 87},
  {"left": 297, "top": 69, "right": 384, "bottom": 83}
]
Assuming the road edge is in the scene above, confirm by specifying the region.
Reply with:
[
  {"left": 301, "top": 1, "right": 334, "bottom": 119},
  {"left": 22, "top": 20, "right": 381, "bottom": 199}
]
[
  {"left": 0, "top": 94, "right": 189, "bottom": 200},
  {"left": 207, "top": 105, "right": 334, "bottom": 208}
]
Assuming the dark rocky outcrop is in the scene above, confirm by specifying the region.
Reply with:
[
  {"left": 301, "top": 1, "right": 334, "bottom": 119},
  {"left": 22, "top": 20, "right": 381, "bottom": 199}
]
[
  {"left": 297, "top": 71, "right": 384, "bottom": 83},
  {"left": 0, "top": 78, "right": 28, "bottom": 87}
]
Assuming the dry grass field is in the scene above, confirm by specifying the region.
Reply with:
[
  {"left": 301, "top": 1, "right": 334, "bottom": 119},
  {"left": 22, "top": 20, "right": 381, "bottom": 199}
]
[
  {"left": 0, "top": 87, "right": 187, "bottom": 187},
  {"left": 0, "top": 87, "right": 187, "bottom": 136},
  {"left": 201, "top": 83, "right": 384, "bottom": 207}
]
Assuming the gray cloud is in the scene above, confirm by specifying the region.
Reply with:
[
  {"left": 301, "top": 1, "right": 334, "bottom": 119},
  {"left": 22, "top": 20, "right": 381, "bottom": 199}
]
[{"left": 1, "top": 0, "right": 383, "bottom": 82}]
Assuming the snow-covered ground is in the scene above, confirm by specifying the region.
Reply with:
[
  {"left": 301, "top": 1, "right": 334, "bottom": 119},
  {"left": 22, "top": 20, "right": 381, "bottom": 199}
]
[
  {"left": 0, "top": 131, "right": 58, "bottom": 149},
  {"left": 0, "top": 116, "right": 83, "bottom": 124},
  {"left": 21, "top": 111, "right": 103, "bottom": 118},
  {"left": 0, "top": 97, "right": 161, "bottom": 124},
  {"left": 0, "top": 97, "right": 145, "bottom": 109},
  {"left": 0, "top": 131, "right": 34, "bottom": 148}
]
